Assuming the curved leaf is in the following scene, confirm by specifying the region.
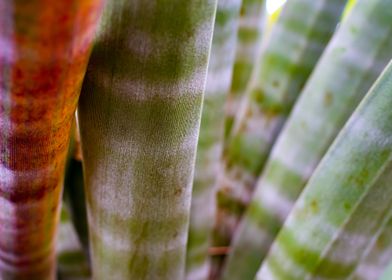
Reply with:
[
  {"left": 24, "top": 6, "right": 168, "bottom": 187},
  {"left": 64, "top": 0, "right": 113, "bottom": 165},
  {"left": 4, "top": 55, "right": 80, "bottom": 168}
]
[
  {"left": 223, "top": 0, "right": 392, "bottom": 278},
  {"left": 186, "top": 0, "right": 242, "bottom": 279},
  {"left": 350, "top": 210, "right": 392, "bottom": 280},
  {"left": 257, "top": 59, "right": 392, "bottom": 280},
  {"left": 210, "top": 0, "right": 346, "bottom": 277},
  {"left": 224, "top": 0, "right": 266, "bottom": 139}
]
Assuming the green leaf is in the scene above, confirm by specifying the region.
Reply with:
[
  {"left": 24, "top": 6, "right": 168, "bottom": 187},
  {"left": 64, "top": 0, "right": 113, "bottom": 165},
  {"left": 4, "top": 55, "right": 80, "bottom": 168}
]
[
  {"left": 77, "top": 0, "right": 217, "bottom": 279},
  {"left": 224, "top": 0, "right": 267, "bottom": 139},
  {"left": 257, "top": 59, "right": 392, "bottom": 280},
  {"left": 185, "top": 0, "right": 242, "bottom": 279},
  {"left": 223, "top": 0, "right": 392, "bottom": 278},
  {"left": 351, "top": 210, "right": 392, "bottom": 280},
  {"left": 210, "top": 0, "right": 347, "bottom": 277}
]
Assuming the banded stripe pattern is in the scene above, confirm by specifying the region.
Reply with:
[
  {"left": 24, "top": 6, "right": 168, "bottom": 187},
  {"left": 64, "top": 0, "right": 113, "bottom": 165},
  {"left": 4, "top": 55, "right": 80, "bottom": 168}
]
[
  {"left": 186, "top": 0, "right": 242, "bottom": 279},
  {"left": 77, "top": 0, "right": 217, "bottom": 279},
  {"left": 210, "top": 0, "right": 346, "bottom": 277},
  {"left": 351, "top": 209, "right": 392, "bottom": 280},
  {"left": 257, "top": 59, "right": 392, "bottom": 280},
  {"left": 0, "top": 1, "right": 103, "bottom": 278},
  {"left": 224, "top": 0, "right": 266, "bottom": 139},
  {"left": 222, "top": 0, "right": 392, "bottom": 278}
]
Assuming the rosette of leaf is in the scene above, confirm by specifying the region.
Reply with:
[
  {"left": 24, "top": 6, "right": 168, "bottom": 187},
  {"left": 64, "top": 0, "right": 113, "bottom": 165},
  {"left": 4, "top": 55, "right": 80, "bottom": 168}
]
[{"left": 222, "top": 0, "right": 392, "bottom": 278}]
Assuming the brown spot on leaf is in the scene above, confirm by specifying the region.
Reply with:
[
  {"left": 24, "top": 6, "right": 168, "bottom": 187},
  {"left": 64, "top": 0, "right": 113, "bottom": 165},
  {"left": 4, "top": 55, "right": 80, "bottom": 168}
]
[
  {"left": 174, "top": 188, "right": 182, "bottom": 196},
  {"left": 310, "top": 199, "right": 319, "bottom": 214},
  {"left": 245, "top": 107, "right": 253, "bottom": 118},
  {"left": 324, "top": 91, "right": 333, "bottom": 106}
]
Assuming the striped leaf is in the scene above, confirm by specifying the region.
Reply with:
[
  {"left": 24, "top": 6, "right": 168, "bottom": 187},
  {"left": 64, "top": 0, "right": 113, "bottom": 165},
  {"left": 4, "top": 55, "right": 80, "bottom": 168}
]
[
  {"left": 77, "top": 0, "right": 217, "bottom": 279},
  {"left": 222, "top": 0, "right": 392, "bottom": 278},
  {"left": 185, "top": 0, "right": 242, "bottom": 279},
  {"left": 351, "top": 210, "right": 392, "bottom": 280},
  {"left": 0, "top": 1, "right": 103, "bottom": 278},
  {"left": 210, "top": 0, "right": 346, "bottom": 277},
  {"left": 224, "top": 0, "right": 266, "bottom": 139},
  {"left": 257, "top": 59, "right": 392, "bottom": 280}
]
